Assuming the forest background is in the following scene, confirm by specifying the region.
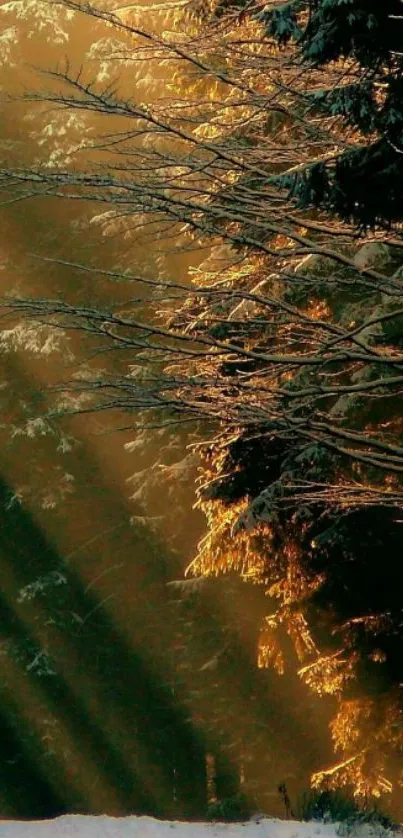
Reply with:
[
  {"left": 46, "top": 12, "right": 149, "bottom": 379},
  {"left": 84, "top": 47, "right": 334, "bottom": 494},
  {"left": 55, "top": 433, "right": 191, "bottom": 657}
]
[{"left": 0, "top": 0, "right": 402, "bottom": 823}]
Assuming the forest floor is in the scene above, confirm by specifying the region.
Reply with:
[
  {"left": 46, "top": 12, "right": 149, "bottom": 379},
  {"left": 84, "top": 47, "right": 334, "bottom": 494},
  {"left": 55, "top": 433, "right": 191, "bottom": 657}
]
[{"left": 0, "top": 814, "right": 400, "bottom": 838}]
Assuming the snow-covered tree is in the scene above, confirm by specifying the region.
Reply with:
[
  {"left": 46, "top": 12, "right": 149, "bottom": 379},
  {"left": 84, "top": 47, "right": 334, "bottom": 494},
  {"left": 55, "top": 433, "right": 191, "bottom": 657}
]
[
  {"left": 1, "top": 0, "right": 403, "bottom": 812},
  {"left": 261, "top": 0, "right": 403, "bottom": 228}
]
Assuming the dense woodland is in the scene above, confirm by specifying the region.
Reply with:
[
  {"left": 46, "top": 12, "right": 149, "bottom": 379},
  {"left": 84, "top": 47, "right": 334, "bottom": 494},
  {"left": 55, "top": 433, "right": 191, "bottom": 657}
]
[{"left": 0, "top": 0, "right": 403, "bottom": 821}]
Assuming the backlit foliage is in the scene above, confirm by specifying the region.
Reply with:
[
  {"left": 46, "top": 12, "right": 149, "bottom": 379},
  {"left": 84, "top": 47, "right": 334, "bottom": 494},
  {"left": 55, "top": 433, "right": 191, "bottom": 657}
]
[{"left": 0, "top": 0, "right": 403, "bottom": 809}]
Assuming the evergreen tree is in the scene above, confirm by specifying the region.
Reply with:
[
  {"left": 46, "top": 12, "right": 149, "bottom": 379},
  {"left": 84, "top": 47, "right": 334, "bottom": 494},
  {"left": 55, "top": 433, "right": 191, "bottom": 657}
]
[
  {"left": 260, "top": 0, "right": 403, "bottom": 227},
  {"left": 1, "top": 0, "right": 403, "bottom": 813}
]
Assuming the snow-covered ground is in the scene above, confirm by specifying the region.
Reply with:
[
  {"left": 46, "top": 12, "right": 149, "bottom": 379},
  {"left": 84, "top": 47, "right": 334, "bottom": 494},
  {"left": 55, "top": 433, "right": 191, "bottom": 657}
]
[{"left": 0, "top": 816, "right": 399, "bottom": 838}]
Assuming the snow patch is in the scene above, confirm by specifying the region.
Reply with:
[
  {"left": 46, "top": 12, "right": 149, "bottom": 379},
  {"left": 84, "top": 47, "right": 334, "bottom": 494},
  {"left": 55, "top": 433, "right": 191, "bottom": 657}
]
[{"left": 0, "top": 816, "right": 398, "bottom": 838}]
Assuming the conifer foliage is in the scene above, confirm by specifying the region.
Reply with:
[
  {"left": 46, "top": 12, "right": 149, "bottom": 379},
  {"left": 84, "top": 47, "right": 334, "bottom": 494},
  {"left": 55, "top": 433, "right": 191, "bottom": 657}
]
[
  {"left": 1, "top": 0, "right": 403, "bottom": 811},
  {"left": 261, "top": 0, "right": 403, "bottom": 227}
]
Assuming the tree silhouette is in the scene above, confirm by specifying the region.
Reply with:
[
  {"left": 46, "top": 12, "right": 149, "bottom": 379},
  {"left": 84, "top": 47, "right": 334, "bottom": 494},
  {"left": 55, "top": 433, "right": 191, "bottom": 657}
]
[{"left": 1, "top": 0, "right": 403, "bottom": 810}]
